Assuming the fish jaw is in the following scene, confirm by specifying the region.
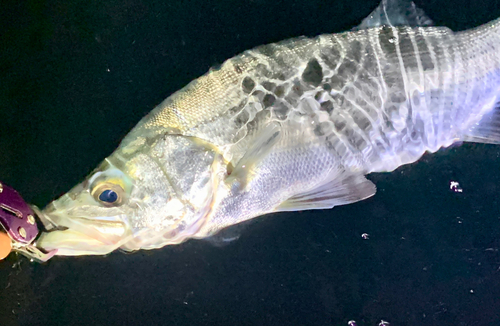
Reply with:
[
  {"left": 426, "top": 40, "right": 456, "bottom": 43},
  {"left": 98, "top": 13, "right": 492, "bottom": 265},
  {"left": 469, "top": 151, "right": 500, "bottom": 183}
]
[
  {"left": 35, "top": 230, "right": 124, "bottom": 256},
  {"left": 35, "top": 200, "right": 132, "bottom": 256}
]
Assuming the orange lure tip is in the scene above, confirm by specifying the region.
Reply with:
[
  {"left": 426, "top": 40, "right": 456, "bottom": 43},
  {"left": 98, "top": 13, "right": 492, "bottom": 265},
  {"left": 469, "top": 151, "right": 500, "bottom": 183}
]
[{"left": 0, "top": 232, "right": 12, "bottom": 260}]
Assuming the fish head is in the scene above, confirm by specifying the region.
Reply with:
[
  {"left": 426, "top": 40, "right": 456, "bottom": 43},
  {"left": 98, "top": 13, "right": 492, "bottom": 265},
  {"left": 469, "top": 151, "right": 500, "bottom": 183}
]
[{"left": 36, "top": 134, "right": 226, "bottom": 256}]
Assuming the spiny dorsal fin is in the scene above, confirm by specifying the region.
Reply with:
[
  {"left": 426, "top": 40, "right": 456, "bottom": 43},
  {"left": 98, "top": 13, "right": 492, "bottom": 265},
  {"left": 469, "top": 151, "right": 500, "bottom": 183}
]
[{"left": 355, "top": 0, "right": 433, "bottom": 30}]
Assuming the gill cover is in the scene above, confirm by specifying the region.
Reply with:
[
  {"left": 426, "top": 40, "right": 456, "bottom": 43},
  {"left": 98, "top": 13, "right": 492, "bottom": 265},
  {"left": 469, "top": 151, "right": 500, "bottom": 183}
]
[{"left": 121, "top": 134, "right": 228, "bottom": 250}]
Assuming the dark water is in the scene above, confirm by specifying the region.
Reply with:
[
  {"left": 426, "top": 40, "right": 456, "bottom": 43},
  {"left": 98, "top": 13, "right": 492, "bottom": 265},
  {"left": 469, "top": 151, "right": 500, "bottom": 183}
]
[{"left": 1, "top": 0, "right": 500, "bottom": 325}]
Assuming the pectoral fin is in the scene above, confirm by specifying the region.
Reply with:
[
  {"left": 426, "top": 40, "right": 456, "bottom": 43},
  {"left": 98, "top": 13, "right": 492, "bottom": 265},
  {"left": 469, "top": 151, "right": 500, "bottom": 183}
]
[
  {"left": 226, "top": 122, "right": 281, "bottom": 190},
  {"left": 275, "top": 170, "right": 376, "bottom": 212}
]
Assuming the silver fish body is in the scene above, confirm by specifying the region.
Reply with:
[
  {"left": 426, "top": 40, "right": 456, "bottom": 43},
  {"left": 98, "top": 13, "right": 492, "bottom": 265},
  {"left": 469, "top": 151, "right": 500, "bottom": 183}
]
[{"left": 35, "top": 1, "right": 500, "bottom": 257}]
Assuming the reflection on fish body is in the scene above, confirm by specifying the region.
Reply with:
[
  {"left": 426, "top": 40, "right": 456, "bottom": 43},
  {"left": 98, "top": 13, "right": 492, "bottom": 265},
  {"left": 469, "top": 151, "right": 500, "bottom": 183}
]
[{"left": 35, "top": 0, "right": 500, "bottom": 257}]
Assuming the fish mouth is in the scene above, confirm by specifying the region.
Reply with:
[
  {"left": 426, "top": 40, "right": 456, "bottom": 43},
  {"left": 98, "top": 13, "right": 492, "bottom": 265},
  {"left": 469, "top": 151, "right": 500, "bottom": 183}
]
[{"left": 34, "top": 203, "right": 132, "bottom": 256}]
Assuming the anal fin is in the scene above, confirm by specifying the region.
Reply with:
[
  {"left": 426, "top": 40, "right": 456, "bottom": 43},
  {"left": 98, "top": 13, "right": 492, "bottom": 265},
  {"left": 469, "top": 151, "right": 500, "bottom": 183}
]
[{"left": 275, "top": 170, "right": 376, "bottom": 212}]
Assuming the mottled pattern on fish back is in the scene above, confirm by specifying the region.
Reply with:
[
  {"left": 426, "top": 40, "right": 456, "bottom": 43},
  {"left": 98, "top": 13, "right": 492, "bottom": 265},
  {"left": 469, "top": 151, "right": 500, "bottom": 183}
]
[
  {"left": 120, "top": 37, "right": 321, "bottom": 157},
  {"left": 122, "top": 20, "right": 500, "bottom": 174}
]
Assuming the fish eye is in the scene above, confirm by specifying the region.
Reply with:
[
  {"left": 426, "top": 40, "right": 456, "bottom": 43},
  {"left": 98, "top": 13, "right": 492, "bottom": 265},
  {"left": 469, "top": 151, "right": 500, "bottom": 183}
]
[
  {"left": 91, "top": 182, "right": 124, "bottom": 206},
  {"left": 99, "top": 189, "right": 118, "bottom": 203}
]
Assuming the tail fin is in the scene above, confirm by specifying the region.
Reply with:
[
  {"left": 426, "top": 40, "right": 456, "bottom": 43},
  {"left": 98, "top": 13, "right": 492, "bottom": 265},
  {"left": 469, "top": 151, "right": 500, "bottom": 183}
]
[{"left": 464, "top": 101, "right": 500, "bottom": 144}]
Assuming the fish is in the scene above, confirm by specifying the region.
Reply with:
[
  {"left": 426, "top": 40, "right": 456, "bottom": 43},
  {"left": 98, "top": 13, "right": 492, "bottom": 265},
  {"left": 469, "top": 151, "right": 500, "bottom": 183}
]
[{"left": 32, "top": 0, "right": 500, "bottom": 258}]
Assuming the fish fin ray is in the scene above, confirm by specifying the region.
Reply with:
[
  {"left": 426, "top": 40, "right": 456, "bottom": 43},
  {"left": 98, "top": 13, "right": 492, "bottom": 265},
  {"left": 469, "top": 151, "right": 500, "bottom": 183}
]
[
  {"left": 355, "top": 0, "right": 433, "bottom": 30},
  {"left": 227, "top": 122, "right": 281, "bottom": 189},
  {"left": 464, "top": 100, "right": 500, "bottom": 144},
  {"left": 275, "top": 170, "right": 376, "bottom": 212},
  {"left": 201, "top": 220, "right": 255, "bottom": 247}
]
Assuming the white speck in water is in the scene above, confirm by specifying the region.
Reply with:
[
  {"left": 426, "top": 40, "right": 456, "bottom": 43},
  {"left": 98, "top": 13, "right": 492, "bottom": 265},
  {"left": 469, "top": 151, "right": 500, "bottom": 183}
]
[
  {"left": 361, "top": 233, "right": 369, "bottom": 240},
  {"left": 449, "top": 181, "right": 463, "bottom": 193}
]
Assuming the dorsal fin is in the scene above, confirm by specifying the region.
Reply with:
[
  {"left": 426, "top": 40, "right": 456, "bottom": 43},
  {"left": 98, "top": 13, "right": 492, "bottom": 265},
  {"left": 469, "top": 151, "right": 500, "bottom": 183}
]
[{"left": 354, "top": 0, "right": 433, "bottom": 30}]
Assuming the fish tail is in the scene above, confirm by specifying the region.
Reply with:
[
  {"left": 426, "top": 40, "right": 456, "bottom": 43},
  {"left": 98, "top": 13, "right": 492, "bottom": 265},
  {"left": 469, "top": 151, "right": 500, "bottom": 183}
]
[
  {"left": 463, "top": 100, "right": 500, "bottom": 144},
  {"left": 458, "top": 18, "right": 500, "bottom": 145}
]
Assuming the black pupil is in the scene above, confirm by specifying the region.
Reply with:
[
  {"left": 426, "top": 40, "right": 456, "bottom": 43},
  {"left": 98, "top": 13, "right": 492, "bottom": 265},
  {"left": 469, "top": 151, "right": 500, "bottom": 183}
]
[{"left": 99, "top": 189, "right": 118, "bottom": 203}]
